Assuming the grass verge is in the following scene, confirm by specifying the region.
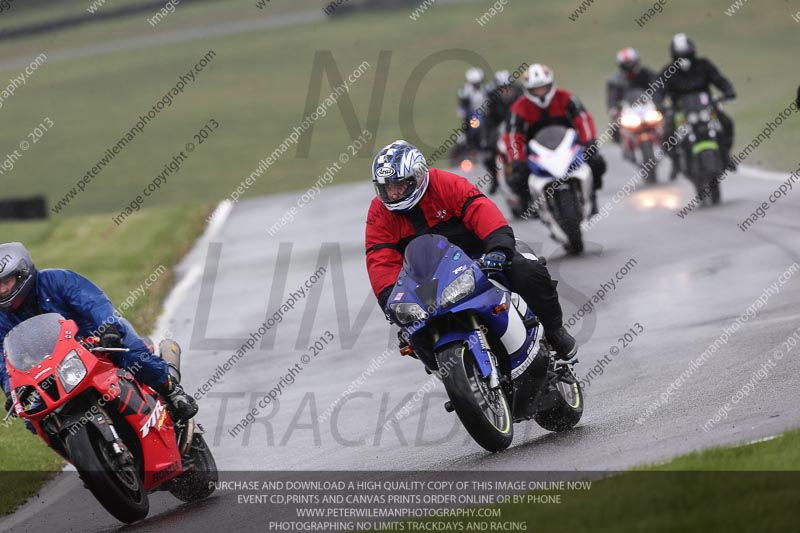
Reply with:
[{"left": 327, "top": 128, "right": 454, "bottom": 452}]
[
  {"left": 0, "top": 0, "right": 797, "bottom": 217},
  {"left": 408, "top": 429, "right": 800, "bottom": 532},
  {"left": 0, "top": 203, "right": 210, "bottom": 517}
]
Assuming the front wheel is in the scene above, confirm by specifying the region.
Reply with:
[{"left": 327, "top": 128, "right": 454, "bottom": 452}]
[
  {"left": 698, "top": 150, "right": 723, "bottom": 205},
  {"left": 553, "top": 189, "right": 583, "bottom": 254},
  {"left": 67, "top": 425, "right": 149, "bottom": 524},
  {"left": 640, "top": 141, "right": 657, "bottom": 183},
  {"left": 437, "top": 343, "right": 513, "bottom": 452}
]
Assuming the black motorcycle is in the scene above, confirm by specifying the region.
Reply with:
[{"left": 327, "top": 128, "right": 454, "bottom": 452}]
[{"left": 672, "top": 92, "right": 727, "bottom": 205}]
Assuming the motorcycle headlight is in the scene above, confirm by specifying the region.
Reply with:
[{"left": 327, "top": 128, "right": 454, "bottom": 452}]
[
  {"left": 687, "top": 112, "right": 699, "bottom": 124},
  {"left": 441, "top": 270, "right": 475, "bottom": 308},
  {"left": 57, "top": 350, "right": 87, "bottom": 393},
  {"left": 644, "top": 109, "right": 662, "bottom": 124},
  {"left": 620, "top": 114, "right": 641, "bottom": 128},
  {"left": 699, "top": 109, "right": 711, "bottom": 122},
  {"left": 469, "top": 117, "right": 481, "bottom": 129},
  {"left": 391, "top": 303, "right": 429, "bottom": 325}
]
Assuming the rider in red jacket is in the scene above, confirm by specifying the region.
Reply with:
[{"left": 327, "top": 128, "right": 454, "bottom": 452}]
[
  {"left": 504, "top": 64, "right": 607, "bottom": 215},
  {"left": 365, "top": 140, "right": 577, "bottom": 360}
]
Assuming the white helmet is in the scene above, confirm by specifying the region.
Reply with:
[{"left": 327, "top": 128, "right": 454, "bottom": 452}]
[
  {"left": 466, "top": 67, "right": 485, "bottom": 86},
  {"left": 523, "top": 63, "right": 556, "bottom": 108},
  {"left": 493, "top": 70, "right": 513, "bottom": 87}
]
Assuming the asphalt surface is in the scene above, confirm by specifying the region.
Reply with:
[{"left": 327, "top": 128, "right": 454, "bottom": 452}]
[{"left": 3, "top": 148, "right": 800, "bottom": 531}]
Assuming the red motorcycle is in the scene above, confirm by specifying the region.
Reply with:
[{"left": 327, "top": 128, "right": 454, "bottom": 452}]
[
  {"left": 3, "top": 313, "right": 216, "bottom": 524},
  {"left": 617, "top": 89, "right": 664, "bottom": 183}
]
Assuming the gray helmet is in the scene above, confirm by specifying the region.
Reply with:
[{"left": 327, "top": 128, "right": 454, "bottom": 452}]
[{"left": 0, "top": 242, "right": 37, "bottom": 310}]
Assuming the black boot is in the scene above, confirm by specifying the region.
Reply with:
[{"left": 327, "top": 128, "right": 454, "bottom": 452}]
[
  {"left": 669, "top": 160, "right": 680, "bottom": 181},
  {"left": 159, "top": 375, "right": 198, "bottom": 420},
  {"left": 590, "top": 193, "right": 599, "bottom": 216},
  {"left": 546, "top": 327, "right": 577, "bottom": 361}
]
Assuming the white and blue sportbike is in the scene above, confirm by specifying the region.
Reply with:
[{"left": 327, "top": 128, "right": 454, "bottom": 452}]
[
  {"left": 527, "top": 125, "right": 593, "bottom": 254},
  {"left": 386, "top": 234, "right": 583, "bottom": 452}
]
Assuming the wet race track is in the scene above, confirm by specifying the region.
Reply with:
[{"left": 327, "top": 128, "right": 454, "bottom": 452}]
[{"left": 3, "top": 148, "right": 800, "bottom": 531}]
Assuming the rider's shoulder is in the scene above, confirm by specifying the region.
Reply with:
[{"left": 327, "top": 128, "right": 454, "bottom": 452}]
[{"left": 37, "top": 269, "right": 85, "bottom": 287}]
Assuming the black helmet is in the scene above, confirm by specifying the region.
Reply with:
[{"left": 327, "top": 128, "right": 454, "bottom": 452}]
[
  {"left": 0, "top": 242, "right": 37, "bottom": 310},
  {"left": 670, "top": 33, "right": 696, "bottom": 62}
]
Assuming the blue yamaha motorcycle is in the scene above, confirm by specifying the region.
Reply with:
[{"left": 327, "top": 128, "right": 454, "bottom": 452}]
[{"left": 386, "top": 234, "right": 583, "bottom": 452}]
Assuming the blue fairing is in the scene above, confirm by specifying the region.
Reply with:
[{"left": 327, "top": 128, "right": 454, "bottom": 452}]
[
  {"left": 434, "top": 330, "right": 493, "bottom": 378},
  {"left": 387, "top": 235, "right": 538, "bottom": 380}
]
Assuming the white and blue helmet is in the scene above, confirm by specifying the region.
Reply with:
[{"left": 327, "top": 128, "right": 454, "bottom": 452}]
[{"left": 372, "top": 140, "right": 429, "bottom": 212}]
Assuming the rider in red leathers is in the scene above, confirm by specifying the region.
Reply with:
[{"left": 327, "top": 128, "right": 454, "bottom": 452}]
[
  {"left": 365, "top": 140, "right": 577, "bottom": 360},
  {"left": 504, "top": 64, "right": 607, "bottom": 216}
]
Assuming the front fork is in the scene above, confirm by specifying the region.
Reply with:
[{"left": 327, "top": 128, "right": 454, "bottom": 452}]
[{"left": 469, "top": 314, "right": 501, "bottom": 390}]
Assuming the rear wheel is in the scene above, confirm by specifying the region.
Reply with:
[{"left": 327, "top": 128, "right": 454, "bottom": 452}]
[
  {"left": 168, "top": 434, "right": 218, "bottom": 502},
  {"left": 437, "top": 343, "right": 513, "bottom": 452},
  {"left": 67, "top": 425, "right": 149, "bottom": 524},
  {"left": 533, "top": 358, "right": 584, "bottom": 432},
  {"left": 554, "top": 190, "right": 583, "bottom": 254}
]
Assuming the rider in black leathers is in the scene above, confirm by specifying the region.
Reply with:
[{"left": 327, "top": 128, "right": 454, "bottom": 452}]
[
  {"left": 483, "top": 70, "right": 524, "bottom": 194},
  {"left": 606, "top": 47, "right": 657, "bottom": 143},
  {"left": 656, "top": 34, "right": 736, "bottom": 179}
]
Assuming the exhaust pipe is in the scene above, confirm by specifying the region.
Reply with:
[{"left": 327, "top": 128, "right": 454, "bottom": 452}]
[{"left": 159, "top": 339, "right": 183, "bottom": 383}]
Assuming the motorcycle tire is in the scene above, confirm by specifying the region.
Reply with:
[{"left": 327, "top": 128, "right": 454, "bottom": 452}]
[
  {"left": 67, "top": 425, "right": 149, "bottom": 524},
  {"left": 167, "top": 434, "right": 218, "bottom": 502},
  {"left": 533, "top": 352, "right": 584, "bottom": 432},
  {"left": 436, "top": 342, "right": 513, "bottom": 453},
  {"left": 640, "top": 141, "right": 657, "bottom": 183},
  {"left": 698, "top": 150, "right": 723, "bottom": 205},
  {"left": 554, "top": 189, "right": 584, "bottom": 254}
]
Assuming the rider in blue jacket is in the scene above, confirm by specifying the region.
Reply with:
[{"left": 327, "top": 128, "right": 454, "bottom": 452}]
[{"left": 0, "top": 242, "right": 197, "bottom": 422}]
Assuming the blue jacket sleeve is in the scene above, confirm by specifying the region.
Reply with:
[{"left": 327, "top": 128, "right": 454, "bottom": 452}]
[
  {"left": 51, "top": 270, "right": 152, "bottom": 358},
  {"left": 0, "top": 314, "right": 11, "bottom": 395}
]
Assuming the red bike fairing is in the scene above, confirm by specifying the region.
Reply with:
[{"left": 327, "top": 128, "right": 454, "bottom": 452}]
[
  {"left": 6, "top": 318, "right": 182, "bottom": 490},
  {"left": 365, "top": 168, "right": 514, "bottom": 304},
  {"left": 505, "top": 88, "right": 598, "bottom": 162}
]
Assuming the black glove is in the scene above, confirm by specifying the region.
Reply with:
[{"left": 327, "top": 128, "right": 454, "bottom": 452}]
[
  {"left": 586, "top": 142, "right": 607, "bottom": 176},
  {"left": 99, "top": 323, "right": 122, "bottom": 349},
  {"left": 510, "top": 160, "right": 528, "bottom": 182},
  {"left": 478, "top": 250, "right": 508, "bottom": 271},
  {"left": 4, "top": 391, "right": 16, "bottom": 418}
]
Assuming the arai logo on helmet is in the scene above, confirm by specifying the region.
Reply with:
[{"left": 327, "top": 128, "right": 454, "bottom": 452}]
[{"left": 375, "top": 167, "right": 396, "bottom": 180}]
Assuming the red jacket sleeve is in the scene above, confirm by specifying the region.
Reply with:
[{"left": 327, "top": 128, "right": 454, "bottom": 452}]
[
  {"left": 565, "top": 92, "right": 597, "bottom": 144},
  {"left": 506, "top": 99, "right": 530, "bottom": 162},
  {"left": 365, "top": 198, "right": 403, "bottom": 301}
]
